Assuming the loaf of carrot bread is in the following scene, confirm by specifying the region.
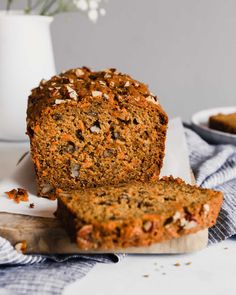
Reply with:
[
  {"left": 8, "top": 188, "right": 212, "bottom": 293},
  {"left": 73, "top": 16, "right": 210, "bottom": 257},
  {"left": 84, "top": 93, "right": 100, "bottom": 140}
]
[
  {"left": 209, "top": 112, "right": 236, "bottom": 134},
  {"left": 27, "top": 67, "right": 168, "bottom": 198},
  {"left": 55, "top": 176, "right": 223, "bottom": 250}
]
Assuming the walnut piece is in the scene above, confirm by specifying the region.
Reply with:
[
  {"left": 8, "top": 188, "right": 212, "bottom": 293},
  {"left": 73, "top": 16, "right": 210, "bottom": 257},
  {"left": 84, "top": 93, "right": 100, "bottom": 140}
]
[
  {"left": 92, "top": 90, "right": 102, "bottom": 98},
  {"left": 173, "top": 211, "right": 181, "bottom": 222},
  {"left": 54, "top": 99, "right": 66, "bottom": 105},
  {"left": 203, "top": 204, "right": 210, "bottom": 215},
  {"left": 75, "top": 69, "right": 84, "bottom": 77},
  {"left": 66, "top": 85, "right": 78, "bottom": 100},
  {"left": 146, "top": 96, "right": 159, "bottom": 105},
  {"left": 143, "top": 221, "right": 153, "bottom": 232},
  {"left": 71, "top": 163, "right": 80, "bottom": 178}
]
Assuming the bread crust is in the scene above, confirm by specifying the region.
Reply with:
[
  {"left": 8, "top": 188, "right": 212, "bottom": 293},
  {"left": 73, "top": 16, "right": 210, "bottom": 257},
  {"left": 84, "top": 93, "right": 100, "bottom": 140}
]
[
  {"left": 27, "top": 67, "right": 168, "bottom": 198},
  {"left": 209, "top": 112, "right": 236, "bottom": 134}
]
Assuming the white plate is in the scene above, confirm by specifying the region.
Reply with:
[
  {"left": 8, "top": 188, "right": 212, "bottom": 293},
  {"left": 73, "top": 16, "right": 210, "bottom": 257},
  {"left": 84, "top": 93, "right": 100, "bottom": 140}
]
[{"left": 191, "top": 106, "right": 236, "bottom": 145}]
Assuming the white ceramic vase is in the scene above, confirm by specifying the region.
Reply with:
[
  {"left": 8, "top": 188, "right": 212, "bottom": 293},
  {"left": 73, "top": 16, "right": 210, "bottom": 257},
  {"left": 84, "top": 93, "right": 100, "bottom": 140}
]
[{"left": 0, "top": 11, "right": 56, "bottom": 141}]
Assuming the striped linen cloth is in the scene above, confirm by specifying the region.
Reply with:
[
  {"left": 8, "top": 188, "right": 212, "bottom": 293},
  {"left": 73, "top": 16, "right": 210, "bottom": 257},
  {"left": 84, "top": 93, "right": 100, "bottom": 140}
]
[
  {"left": 185, "top": 127, "right": 236, "bottom": 243},
  {"left": 0, "top": 238, "right": 123, "bottom": 294},
  {"left": 0, "top": 127, "right": 235, "bottom": 294}
]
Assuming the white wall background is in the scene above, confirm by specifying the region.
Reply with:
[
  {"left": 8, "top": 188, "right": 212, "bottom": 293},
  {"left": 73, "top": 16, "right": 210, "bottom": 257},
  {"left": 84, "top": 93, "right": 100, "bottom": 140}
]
[{"left": 1, "top": 0, "right": 236, "bottom": 120}]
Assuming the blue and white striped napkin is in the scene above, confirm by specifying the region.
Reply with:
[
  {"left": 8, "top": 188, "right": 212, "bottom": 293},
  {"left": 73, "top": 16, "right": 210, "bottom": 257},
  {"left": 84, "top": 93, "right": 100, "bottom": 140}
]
[{"left": 185, "top": 127, "right": 236, "bottom": 243}]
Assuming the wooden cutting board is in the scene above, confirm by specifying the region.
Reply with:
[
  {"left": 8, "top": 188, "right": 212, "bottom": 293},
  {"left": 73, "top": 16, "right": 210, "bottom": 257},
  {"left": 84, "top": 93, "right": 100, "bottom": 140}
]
[{"left": 0, "top": 212, "right": 208, "bottom": 254}]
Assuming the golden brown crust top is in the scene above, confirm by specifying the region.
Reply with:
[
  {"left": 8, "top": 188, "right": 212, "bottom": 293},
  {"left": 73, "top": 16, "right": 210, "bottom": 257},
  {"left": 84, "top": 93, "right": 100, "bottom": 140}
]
[{"left": 27, "top": 67, "right": 163, "bottom": 125}]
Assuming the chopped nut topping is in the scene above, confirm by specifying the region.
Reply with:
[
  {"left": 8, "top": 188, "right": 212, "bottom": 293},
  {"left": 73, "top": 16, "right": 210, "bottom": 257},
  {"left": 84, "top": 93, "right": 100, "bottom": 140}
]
[
  {"left": 124, "top": 81, "right": 130, "bottom": 87},
  {"left": 51, "top": 89, "right": 60, "bottom": 97},
  {"left": 15, "top": 240, "right": 27, "bottom": 253},
  {"left": 92, "top": 90, "right": 102, "bottom": 98},
  {"left": 146, "top": 96, "right": 159, "bottom": 105},
  {"left": 99, "top": 80, "right": 106, "bottom": 86},
  {"left": 104, "top": 73, "right": 111, "bottom": 79},
  {"left": 66, "top": 85, "right": 78, "bottom": 100},
  {"left": 75, "top": 68, "right": 84, "bottom": 77}
]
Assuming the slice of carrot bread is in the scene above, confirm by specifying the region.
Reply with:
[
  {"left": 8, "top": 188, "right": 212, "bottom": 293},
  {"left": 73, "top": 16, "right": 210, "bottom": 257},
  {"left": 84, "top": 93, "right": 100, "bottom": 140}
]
[
  {"left": 209, "top": 112, "right": 236, "bottom": 134},
  {"left": 55, "top": 177, "right": 223, "bottom": 250},
  {"left": 27, "top": 67, "right": 168, "bottom": 199}
]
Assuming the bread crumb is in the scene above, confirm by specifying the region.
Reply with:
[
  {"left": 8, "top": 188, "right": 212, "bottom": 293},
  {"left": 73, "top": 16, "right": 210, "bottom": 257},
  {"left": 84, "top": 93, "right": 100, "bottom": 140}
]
[
  {"left": 15, "top": 240, "right": 27, "bottom": 253},
  {"left": 5, "top": 188, "right": 29, "bottom": 203},
  {"left": 142, "top": 274, "right": 149, "bottom": 278},
  {"left": 185, "top": 262, "right": 192, "bottom": 265},
  {"left": 174, "top": 262, "right": 181, "bottom": 267},
  {"left": 29, "top": 203, "right": 34, "bottom": 209}
]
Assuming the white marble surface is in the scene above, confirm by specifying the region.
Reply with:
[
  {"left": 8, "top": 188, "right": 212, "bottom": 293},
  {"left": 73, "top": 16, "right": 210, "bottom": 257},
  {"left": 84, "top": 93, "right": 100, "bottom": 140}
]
[
  {"left": 64, "top": 239, "right": 236, "bottom": 295},
  {"left": 0, "top": 140, "right": 235, "bottom": 294}
]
